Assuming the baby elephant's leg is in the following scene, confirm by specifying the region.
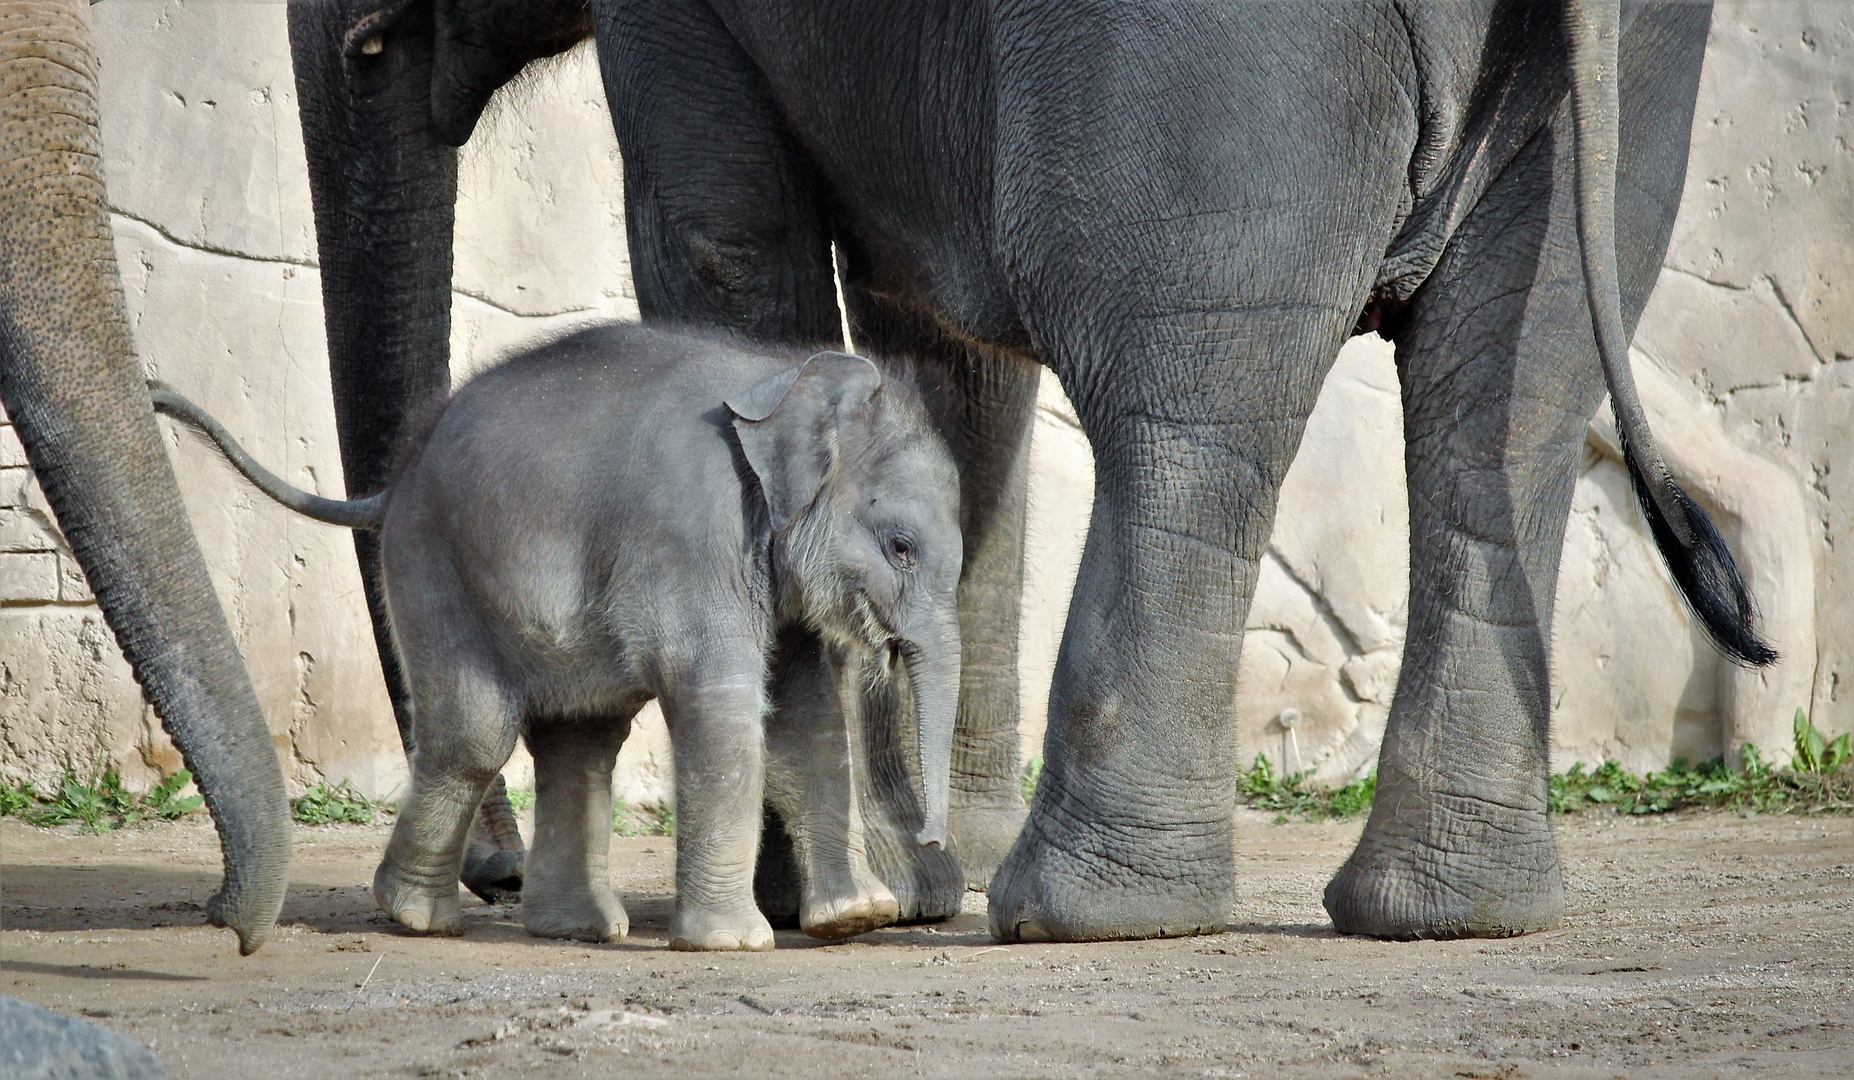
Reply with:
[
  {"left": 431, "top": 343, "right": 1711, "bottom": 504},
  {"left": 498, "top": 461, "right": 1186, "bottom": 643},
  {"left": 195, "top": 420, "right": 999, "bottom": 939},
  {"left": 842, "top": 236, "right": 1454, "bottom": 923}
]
[
  {"left": 662, "top": 658, "right": 775, "bottom": 951},
  {"left": 764, "top": 632, "right": 898, "bottom": 939},
  {"left": 522, "top": 716, "right": 633, "bottom": 942},
  {"left": 375, "top": 660, "right": 518, "bottom": 935}
]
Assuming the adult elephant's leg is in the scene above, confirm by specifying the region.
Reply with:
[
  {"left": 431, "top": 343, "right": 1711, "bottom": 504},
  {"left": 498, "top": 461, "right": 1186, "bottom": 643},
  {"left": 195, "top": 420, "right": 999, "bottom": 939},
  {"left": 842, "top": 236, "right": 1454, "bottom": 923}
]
[
  {"left": 841, "top": 291, "right": 1038, "bottom": 890},
  {"left": 984, "top": 3, "right": 1410, "bottom": 943},
  {"left": 1324, "top": 3, "right": 1710, "bottom": 940},
  {"left": 595, "top": 0, "right": 845, "bottom": 915},
  {"left": 0, "top": 0, "right": 289, "bottom": 954},
  {"left": 988, "top": 344, "right": 1334, "bottom": 942},
  {"left": 287, "top": 0, "right": 584, "bottom": 901},
  {"left": 594, "top": 0, "right": 841, "bottom": 342}
]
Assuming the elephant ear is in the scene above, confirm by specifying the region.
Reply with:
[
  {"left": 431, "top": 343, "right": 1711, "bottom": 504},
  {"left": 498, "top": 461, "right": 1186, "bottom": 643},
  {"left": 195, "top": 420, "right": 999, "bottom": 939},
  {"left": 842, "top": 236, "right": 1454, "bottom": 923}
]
[{"left": 726, "top": 352, "right": 883, "bottom": 531}]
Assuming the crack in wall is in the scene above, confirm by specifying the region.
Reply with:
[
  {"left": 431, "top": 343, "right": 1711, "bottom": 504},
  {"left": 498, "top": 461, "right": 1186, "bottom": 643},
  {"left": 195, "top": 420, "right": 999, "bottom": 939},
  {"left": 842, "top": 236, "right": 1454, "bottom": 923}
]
[
  {"left": 1260, "top": 546, "right": 1368, "bottom": 663},
  {"left": 110, "top": 209, "right": 602, "bottom": 320},
  {"left": 1764, "top": 275, "right": 1829, "bottom": 365},
  {"left": 109, "top": 207, "right": 317, "bottom": 269}
]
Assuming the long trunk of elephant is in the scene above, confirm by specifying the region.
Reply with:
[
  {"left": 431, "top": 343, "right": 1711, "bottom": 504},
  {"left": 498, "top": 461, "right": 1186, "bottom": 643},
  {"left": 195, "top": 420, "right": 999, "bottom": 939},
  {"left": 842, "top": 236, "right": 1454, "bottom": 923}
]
[
  {"left": 901, "top": 621, "right": 960, "bottom": 848},
  {"left": 0, "top": 0, "right": 289, "bottom": 954},
  {"left": 287, "top": 0, "right": 460, "bottom": 751}
]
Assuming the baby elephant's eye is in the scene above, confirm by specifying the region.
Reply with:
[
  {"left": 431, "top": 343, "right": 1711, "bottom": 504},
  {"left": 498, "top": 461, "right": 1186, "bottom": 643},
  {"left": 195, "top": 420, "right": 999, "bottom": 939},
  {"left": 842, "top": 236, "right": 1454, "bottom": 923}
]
[{"left": 886, "top": 534, "right": 917, "bottom": 569}]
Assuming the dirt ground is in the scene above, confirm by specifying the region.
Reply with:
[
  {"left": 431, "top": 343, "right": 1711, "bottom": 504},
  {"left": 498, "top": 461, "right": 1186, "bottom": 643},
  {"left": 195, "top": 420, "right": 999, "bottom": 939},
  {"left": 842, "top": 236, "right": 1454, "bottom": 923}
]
[{"left": 2, "top": 810, "right": 1850, "bottom": 1079}]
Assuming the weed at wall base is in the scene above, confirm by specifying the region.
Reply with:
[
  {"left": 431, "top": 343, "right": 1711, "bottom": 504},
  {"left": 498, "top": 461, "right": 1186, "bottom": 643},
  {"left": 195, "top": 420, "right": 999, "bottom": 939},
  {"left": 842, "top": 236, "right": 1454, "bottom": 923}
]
[
  {"left": 291, "top": 781, "right": 388, "bottom": 826},
  {"left": 1019, "top": 709, "right": 1854, "bottom": 824},
  {"left": 0, "top": 769, "right": 202, "bottom": 833}
]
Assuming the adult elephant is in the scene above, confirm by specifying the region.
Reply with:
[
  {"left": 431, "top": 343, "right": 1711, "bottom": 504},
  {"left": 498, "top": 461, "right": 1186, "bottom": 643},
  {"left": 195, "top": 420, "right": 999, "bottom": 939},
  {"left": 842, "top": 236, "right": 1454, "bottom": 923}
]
[
  {"left": 289, "top": 0, "right": 1773, "bottom": 942},
  {"left": 0, "top": 0, "right": 289, "bottom": 953}
]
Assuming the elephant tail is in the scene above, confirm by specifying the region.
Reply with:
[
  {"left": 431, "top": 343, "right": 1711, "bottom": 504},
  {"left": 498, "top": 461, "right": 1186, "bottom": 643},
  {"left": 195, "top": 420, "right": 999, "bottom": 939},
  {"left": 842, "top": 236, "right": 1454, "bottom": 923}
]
[
  {"left": 149, "top": 381, "right": 386, "bottom": 531},
  {"left": 1562, "top": 0, "right": 1776, "bottom": 667}
]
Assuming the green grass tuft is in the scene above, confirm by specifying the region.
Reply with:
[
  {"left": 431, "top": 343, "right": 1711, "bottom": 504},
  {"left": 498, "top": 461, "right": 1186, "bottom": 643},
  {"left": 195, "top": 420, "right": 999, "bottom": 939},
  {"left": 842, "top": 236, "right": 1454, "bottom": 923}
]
[
  {"left": 1239, "top": 709, "right": 1854, "bottom": 823},
  {"left": 290, "top": 780, "right": 386, "bottom": 826},
  {"left": 613, "top": 800, "right": 675, "bottom": 837},
  {"left": 1020, "top": 757, "right": 1044, "bottom": 804},
  {"left": 0, "top": 769, "right": 202, "bottom": 833},
  {"left": 1547, "top": 711, "right": 1854, "bottom": 816},
  {"left": 0, "top": 780, "right": 41, "bottom": 818},
  {"left": 1238, "top": 755, "right": 1377, "bottom": 823},
  {"left": 505, "top": 786, "right": 537, "bottom": 812}
]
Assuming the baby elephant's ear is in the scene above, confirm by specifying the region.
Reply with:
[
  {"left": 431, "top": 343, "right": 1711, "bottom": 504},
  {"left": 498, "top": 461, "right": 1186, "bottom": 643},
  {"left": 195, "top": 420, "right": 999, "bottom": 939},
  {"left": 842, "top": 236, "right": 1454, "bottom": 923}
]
[{"left": 726, "top": 352, "right": 883, "bottom": 530}]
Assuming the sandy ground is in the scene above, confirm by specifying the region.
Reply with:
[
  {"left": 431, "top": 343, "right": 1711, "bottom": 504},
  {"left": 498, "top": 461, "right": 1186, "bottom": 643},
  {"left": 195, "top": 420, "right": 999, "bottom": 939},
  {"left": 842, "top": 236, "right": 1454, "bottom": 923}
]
[{"left": 2, "top": 810, "right": 1850, "bottom": 1079}]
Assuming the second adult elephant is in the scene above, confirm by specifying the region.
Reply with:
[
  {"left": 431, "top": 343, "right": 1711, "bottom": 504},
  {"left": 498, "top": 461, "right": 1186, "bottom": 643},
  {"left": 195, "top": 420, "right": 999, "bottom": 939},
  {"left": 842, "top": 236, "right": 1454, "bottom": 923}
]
[{"left": 289, "top": 0, "right": 1774, "bottom": 942}]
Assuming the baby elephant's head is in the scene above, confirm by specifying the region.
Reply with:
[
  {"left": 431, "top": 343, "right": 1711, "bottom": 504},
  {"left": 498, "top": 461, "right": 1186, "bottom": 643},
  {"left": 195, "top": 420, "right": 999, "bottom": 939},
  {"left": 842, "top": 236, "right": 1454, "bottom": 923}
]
[{"left": 728, "top": 352, "right": 962, "bottom": 847}]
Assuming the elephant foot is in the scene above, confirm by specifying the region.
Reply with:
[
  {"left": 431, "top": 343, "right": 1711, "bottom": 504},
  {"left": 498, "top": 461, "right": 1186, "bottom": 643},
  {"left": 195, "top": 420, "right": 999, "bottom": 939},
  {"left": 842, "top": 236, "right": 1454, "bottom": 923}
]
[
  {"left": 753, "top": 806, "right": 803, "bottom": 930},
  {"left": 1323, "top": 802, "right": 1564, "bottom": 940},
  {"left": 462, "top": 846, "right": 524, "bottom": 905},
  {"left": 986, "top": 803, "right": 1230, "bottom": 943},
  {"left": 522, "top": 888, "right": 628, "bottom": 943},
  {"left": 374, "top": 859, "right": 464, "bottom": 935},
  {"left": 461, "top": 777, "right": 526, "bottom": 904},
  {"left": 801, "top": 874, "right": 900, "bottom": 940},
  {"left": 946, "top": 799, "right": 1028, "bottom": 891},
  {"left": 866, "top": 823, "right": 964, "bottom": 924},
  {"left": 669, "top": 903, "right": 775, "bottom": 952}
]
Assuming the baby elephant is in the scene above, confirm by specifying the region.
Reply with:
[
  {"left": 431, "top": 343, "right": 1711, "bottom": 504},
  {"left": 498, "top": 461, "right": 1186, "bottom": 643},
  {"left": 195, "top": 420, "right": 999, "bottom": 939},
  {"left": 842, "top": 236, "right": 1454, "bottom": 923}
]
[{"left": 153, "top": 322, "right": 963, "bottom": 950}]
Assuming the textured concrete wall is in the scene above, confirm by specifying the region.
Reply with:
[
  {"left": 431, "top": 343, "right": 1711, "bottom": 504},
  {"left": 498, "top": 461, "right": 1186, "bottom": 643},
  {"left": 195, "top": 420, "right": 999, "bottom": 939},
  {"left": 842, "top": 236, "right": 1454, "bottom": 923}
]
[{"left": 2, "top": 2, "right": 1846, "bottom": 804}]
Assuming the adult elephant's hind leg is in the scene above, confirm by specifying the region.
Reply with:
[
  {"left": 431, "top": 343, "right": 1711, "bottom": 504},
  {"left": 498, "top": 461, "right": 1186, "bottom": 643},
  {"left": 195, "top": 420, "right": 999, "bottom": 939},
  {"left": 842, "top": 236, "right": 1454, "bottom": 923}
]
[{"left": 1325, "top": 5, "right": 1707, "bottom": 938}]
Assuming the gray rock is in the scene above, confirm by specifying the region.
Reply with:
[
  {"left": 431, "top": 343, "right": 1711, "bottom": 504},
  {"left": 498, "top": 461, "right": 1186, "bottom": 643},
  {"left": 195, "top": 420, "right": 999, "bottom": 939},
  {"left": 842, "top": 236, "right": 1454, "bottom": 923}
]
[{"left": 0, "top": 996, "right": 164, "bottom": 1080}]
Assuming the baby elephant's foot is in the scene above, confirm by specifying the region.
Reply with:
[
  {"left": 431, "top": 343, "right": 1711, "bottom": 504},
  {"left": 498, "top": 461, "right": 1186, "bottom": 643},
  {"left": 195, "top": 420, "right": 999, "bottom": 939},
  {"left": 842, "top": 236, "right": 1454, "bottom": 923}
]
[
  {"left": 374, "top": 859, "right": 464, "bottom": 935},
  {"left": 669, "top": 903, "right": 775, "bottom": 952},
  {"left": 523, "top": 889, "right": 629, "bottom": 944},
  {"left": 801, "top": 879, "right": 900, "bottom": 941}
]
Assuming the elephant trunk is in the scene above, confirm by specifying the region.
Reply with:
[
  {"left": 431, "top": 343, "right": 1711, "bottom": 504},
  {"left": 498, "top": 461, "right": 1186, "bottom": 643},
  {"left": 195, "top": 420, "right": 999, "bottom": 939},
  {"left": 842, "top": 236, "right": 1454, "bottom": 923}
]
[
  {"left": 0, "top": 0, "right": 290, "bottom": 954},
  {"left": 288, "top": 0, "right": 462, "bottom": 750},
  {"left": 899, "top": 618, "right": 960, "bottom": 848}
]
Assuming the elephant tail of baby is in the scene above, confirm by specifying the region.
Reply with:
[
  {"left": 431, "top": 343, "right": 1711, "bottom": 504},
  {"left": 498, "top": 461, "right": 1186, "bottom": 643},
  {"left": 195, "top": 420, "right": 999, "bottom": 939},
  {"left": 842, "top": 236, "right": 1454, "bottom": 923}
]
[
  {"left": 149, "top": 381, "right": 386, "bottom": 531},
  {"left": 1562, "top": 0, "right": 1777, "bottom": 668}
]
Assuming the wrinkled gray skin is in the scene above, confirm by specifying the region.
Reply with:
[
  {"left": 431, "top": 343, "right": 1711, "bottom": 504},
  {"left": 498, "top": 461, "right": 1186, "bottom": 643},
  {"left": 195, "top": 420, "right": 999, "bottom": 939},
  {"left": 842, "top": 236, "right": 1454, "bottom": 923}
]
[
  {"left": 291, "top": 0, "right": 1774, "bottom": 942},
  {"left": 0, "top": 0, "right": 289, "bottom": 954},
  {"left": 156, "top": 323, "right": 965, "bottom": 949},
  {"left": 0, "top": 995, "right": 165, "bottom": 1080}
]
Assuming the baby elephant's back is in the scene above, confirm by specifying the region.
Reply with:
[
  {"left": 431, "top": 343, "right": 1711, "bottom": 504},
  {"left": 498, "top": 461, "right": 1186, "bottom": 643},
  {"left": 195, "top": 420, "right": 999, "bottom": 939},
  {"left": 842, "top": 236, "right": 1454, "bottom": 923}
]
[{"left": 390, "top": 323, "right": 799, "bottom": 606}]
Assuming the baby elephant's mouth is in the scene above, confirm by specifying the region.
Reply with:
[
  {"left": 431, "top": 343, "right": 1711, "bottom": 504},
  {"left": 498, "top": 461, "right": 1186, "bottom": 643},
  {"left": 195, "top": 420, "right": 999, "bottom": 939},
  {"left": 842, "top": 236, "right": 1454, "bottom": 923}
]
[{"left": 849, "top": 590, "right": 899, "bottom": 651}]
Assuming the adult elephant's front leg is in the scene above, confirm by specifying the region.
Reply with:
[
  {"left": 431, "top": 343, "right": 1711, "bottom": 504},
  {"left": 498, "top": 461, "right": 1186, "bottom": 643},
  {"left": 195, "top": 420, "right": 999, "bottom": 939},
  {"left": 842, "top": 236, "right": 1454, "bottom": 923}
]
[
  {"left": 988, "top": 295, "right": 1378, "bottom": 941},
  {"left": 989, "top": 404, "right": 1270, "bottom": 941},
  {"left": 841, "top": 293, "right": 1039, "bottom": 891}
]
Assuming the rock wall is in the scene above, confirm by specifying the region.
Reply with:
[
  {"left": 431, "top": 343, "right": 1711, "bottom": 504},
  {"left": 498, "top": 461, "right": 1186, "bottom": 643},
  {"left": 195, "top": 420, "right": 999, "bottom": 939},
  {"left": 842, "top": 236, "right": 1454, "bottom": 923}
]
[{"left": 2, "top": 1, "right": 1846, "bottom": 804}]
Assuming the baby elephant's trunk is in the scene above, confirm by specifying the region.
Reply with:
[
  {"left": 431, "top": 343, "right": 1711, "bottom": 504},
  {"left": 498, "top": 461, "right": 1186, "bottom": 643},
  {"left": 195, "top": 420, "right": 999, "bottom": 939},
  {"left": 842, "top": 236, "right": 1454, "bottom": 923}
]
[{"left": 899, "top": 618, "right": 960, "bottom": 848}]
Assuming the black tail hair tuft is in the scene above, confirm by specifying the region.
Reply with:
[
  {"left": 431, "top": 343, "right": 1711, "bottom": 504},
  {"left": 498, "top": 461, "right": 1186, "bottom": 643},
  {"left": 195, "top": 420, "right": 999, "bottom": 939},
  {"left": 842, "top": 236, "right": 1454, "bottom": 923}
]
[{"left": 1625, "top": 455, "right": 1778, "bottom": 668}]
